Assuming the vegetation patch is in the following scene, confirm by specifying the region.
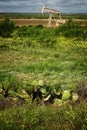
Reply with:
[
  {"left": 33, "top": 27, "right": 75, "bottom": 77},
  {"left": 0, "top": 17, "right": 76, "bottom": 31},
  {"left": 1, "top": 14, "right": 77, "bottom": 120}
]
[{"left": 0, "top": 18, "right": 87, "bottom": 130}]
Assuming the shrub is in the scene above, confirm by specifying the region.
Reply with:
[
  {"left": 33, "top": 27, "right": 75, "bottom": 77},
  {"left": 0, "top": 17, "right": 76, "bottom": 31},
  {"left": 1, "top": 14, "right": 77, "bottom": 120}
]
[
  {"left": 56, "top": 19, "right": 86, "bottom": 40},
  {"left": 0, "top": 72, "right": 21, "bottom": 95},
  {"left": 0, "top": 18, "right": 15, "bottom": 37}
]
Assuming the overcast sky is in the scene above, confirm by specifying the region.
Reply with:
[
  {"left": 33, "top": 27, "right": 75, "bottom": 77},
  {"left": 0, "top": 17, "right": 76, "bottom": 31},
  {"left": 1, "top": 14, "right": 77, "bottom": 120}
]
[{"left": 0, "top": 0, "right": 87, "bottom": 13}]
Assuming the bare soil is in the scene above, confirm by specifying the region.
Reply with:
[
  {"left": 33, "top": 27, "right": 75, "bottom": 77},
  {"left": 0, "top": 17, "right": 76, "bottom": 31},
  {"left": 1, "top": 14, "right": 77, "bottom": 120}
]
[{"left": 0, "top": 18, "right": 87, "bottom": 27}]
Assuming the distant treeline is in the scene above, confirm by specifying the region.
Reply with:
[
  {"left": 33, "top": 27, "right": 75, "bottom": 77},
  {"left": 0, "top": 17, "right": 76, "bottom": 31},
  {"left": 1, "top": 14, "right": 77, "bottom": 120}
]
[{"left": 0, "top": 13, "right": 87, "bottom": 19}]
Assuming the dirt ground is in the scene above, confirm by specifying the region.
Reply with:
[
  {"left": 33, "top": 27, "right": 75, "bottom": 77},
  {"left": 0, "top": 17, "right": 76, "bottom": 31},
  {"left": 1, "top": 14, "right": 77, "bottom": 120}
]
[
  {"left": 0, "top": 18, "right": 58, "bottom": 27},
  {"left": 0, "top": 18, "right": 87, "bottom": 27},
  {"left": 11, "top": 19, "right": 66, "bottom": 27}
]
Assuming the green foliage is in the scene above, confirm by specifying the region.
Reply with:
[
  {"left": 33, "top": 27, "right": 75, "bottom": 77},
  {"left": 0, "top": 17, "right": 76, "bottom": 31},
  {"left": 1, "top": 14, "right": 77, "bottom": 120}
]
[
  {"left": 0, "top": 18, "right": 15, "bottom": 37},
  {"left": 74, "top": 102, "right": 87, "bottom": 130},
  {"left": 0, "top": 20, "right": 87, "bottom": 130},
  {"left": 0, "top": 71, "right": 21, "bottom": 92},
  {"left": 0, "top": 102, "right": 87, "bottom": 130},
  {"left": 55, "top": 19, "right": 87, "bottom": 40},
  {"left": 0, "top": 43, "right": 9, "bottom": 50},
  {"left": 16, "top": 20, "right": 87, "bottom": 45},
  {"left": 17, "top": 26, "right": 57, "bottom": 48}
]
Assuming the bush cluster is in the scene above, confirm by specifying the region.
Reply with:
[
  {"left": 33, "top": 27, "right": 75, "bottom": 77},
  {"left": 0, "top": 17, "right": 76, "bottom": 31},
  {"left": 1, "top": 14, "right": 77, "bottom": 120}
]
[
  {"left": 55, "top": 19, "right": 87, "bottom": 40},
  {"left": 16, "top": 20, "right": 87, "bottom": 44},
  {"left": 16, "top": 25, "right": 57, "bottom": 48},
  {"left": 0, "top": 18, "right": 15, "bottom": 37},
  {"left": 0, "top": 18, "right": 87, "bottom": 41}
]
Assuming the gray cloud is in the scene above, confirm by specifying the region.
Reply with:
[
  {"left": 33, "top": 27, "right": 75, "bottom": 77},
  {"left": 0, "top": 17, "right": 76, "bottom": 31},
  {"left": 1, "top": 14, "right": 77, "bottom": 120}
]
[{"left": 0, "top": 0, "right": 87, "bottom": 13}]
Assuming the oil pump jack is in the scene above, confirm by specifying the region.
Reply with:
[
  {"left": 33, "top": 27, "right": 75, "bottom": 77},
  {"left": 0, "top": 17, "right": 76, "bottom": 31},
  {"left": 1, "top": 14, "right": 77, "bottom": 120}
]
[{"left": 41, "top": 5, "right": 63, "bottom": 27}]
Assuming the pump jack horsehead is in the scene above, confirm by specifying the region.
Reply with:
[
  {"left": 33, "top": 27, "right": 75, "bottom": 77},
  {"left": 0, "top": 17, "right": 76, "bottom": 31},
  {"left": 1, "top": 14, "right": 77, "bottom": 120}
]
[{"left": 41, "top": 5, "right": 65, "bottom": 27}]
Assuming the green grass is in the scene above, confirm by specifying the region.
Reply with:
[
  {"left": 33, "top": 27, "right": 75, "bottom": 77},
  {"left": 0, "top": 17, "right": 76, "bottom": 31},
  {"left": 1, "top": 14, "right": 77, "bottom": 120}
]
[
  {"left": 0, "top": 36, "right": 87, "bottom": 88},
  {"left": 0, "top": 102, "right": 87, "bottom": 130},
  {"left": 0, "top": 24, "right": 87, "bottom": 130}
]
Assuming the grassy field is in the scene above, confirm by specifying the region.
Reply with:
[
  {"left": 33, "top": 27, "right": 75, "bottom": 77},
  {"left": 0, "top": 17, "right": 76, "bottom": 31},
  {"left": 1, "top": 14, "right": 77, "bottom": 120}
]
[
  {"left": 0, "top": 13, "right": 87, "bottom": 19},
  {"left": 0, "top": 19, "right": 87, "bottom": 129},
  {"left": 0, "top": 37, "right": 87, "bottom": 87}
]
